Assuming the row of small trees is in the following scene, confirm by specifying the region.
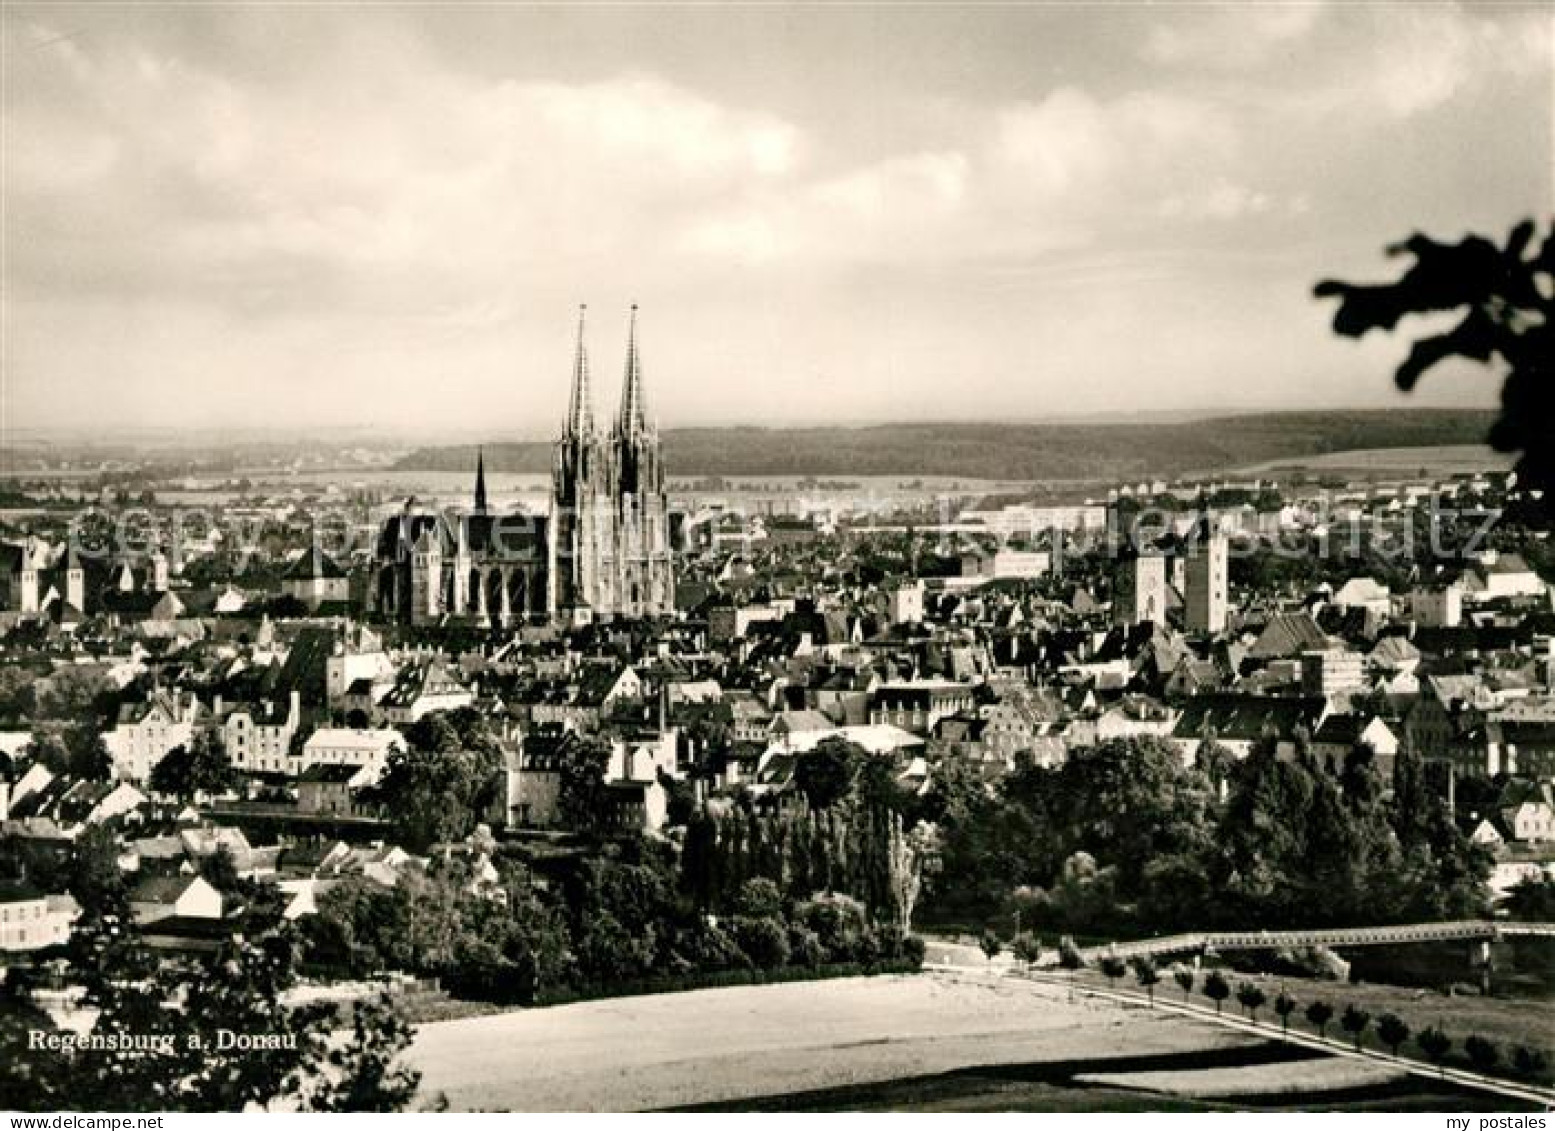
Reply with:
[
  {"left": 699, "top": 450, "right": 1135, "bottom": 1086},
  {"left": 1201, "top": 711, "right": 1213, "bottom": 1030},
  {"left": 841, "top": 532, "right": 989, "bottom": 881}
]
[
  {"left": 1086, "top": 957, "right": 1549, "bottom": 1083},
  {"left": 988, "top": 935, "right": 1549, "bottom": 1085}
]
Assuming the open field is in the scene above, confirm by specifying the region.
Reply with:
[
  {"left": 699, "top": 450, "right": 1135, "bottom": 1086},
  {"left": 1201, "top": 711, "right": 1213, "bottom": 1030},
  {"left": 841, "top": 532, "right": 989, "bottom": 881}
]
[
  {"left": 1074, "top": 1057, "right": 1406, "bottom": 1098},
  {"left": 1237, "top": 444, "right": 1512, "bottom": 478},
  {"left": 408, "top": 972, "right": 1248, "bottom": 1110},
  {"left": 406, "top": 972, "right": 1517, "bottom": 1112}
]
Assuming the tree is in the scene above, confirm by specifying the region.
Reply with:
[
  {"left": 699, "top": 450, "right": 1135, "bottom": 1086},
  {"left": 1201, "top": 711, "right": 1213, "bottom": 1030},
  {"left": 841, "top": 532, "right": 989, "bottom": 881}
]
[
  {"left": 1173, "top": 966, "right": 1195, "bottom": 1002},
  {"left": 66, "top": 823, "right": 130, "bottom": 922},
  {"left": 1418, "top": 1025, "right": 1452, "bottom": 1074},
  {"left": 25, "top": 729, "right": 71, "bottom": 775},
  {"left": 731, "top": 916, "right": 791, "bottom": 970},
  {"left": 873, "top": 809, "right": 932, "bottom": 933},
  {"left": 1235, "top": 981, "right": 1266, "bottom": 1022},
  {"left": 1340, "top": 1003, "right": 1371, "bottom": 1051},
  {"left": 1057, "top": 935, "right": 1083, "bottom": 1000},
  {"left": 793, "top": 738, "right": 863, "bottom": 810},
  {"left": 0, "top": 665, "right": 39, "bottom": 720},
  {"left": 1132, "top": 956, "right": 1160, "bottom": 1006},
  {"left": 1376, "top": 1012, "right": 1410, "bottom": 1058},
  {"left": 1511, "top": 1045, "right": 1548, "bottom": 1080},
  {"left": 1305, "top": 999, "right": 1334, "bottom": 1040},
  {"left": 978, "top": 929, "right": 1002, "bottom": 965},
  {"left": 34, "top": 664, "right": 115, "bottom": 723},
  {"left": 199, "top": 845, "right": 242, "bottom": 897},
  {"left": 1194, "top": 736, "right": 1234, "bottom": 797},
  {"left": 69, "top": 722, "right": 113, "bottom": 780},
  {"left": 0, "top": 968, "right": 67, "bottom": 1107},
  {"left": 1315, "top": 219, "right": 1555, "bottom": 510},
  {"left": 1098, "top": 954, "right": 1126, "bottom": 990},
  {"left": 1273, "top": 991, "right": 1297, "bottom": 1034},
  {"left": 304, "top": 999, "right": 421, "bottom": 1113},
  {"left": 1011, "top": 932, "right": 1044, "bottom": 969},
  {"left": 1464, "top": 1034, "right": 1500, "bottom": 1075},
  {"left": 1503, "top": 877, "right": 1555, "bottom": 922},
  {"left": 659, "top": 772, "right": 697, "bottom": 828},
  {"left": 374, "top": 715, "right": 509, "bottom": 850},
  {"left": 555, "top": 733, "right": 612, "bottom": 838},
  {"left": 733, "top": 877, "right": 784, "bottom": 920},
  {"left": 34, "top": 911, "right": 419, "bottom": 1111},
  {"left": 1202, "top": 970, "right": 1230, "bottom": 1015},
  {"left": 149, "top": 732, "right": 238, "bottom": 801}
]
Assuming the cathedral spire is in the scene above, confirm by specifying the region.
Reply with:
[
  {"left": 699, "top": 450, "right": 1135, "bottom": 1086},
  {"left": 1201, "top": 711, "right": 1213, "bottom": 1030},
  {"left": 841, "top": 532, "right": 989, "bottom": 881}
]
[
  {"left": 619, "top": 304, "right": 648, "bottom": 433},
  {"left": 566, "top": 304, "right": 594, "bottom": 436},
  {"left": 473, "top": 447, "right": 488, "bottom": 515}
]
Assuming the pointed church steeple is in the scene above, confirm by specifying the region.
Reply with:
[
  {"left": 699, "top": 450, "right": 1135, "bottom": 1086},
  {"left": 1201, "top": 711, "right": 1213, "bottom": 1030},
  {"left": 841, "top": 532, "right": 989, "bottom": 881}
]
[
  {"left": 473, "top": 447, "right": 488, "bottom": 515},
  {"left": 566, "top": 304, "right": 594, "bottom": 437},
  {"left": 618, "top": 304, "right": 648, "bottom": 434}
]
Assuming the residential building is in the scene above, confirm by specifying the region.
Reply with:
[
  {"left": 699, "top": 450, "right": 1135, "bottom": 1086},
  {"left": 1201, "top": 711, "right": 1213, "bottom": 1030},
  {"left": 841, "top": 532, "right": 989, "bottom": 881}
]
[
  {"left": 0, "top": 884, "right": 76, "bottom": 952},
  {"left": 1300, "top": 648, "right": 1366, "bottom": 698},
  {"left": 129, "top": 874, "right": 223, "bottom": 924},
  {"left": 214, "top": 691, "right": 301, "bottom": 776},
  {"left": 379, "top": 658, "right": 474, "bottom": 724},
  {"left": 105, "top": 691, "right": 200, "bottom": 783},
  {"left": 299, "top": 727, "right": 405, "bottom": 783}
]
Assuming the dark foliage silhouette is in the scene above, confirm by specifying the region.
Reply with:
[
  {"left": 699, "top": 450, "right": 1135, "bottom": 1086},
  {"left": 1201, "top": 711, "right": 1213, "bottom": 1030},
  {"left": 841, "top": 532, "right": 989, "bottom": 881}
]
[{"left": 1316, "top": 219, "right": 1554, "bottom": 511}]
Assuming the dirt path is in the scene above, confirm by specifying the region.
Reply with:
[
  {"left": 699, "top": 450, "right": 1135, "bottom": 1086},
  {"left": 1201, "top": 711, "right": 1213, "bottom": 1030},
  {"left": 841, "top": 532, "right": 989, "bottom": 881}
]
[{"left": 407, "top": 972, "right": 1254, "bottom": 1111}]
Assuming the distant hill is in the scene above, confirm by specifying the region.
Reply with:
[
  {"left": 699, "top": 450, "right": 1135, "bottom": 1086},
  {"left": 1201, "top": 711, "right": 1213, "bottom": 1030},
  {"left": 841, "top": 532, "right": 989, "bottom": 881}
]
[{"left": 394, "top": 409, "right": 1497, "bottom": 482}]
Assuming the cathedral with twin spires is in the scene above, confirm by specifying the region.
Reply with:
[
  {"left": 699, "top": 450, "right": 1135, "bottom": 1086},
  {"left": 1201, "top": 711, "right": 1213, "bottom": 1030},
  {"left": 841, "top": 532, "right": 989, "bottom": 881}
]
[{"left": 374, "top": 306, "right": 674, "bottom": 627}]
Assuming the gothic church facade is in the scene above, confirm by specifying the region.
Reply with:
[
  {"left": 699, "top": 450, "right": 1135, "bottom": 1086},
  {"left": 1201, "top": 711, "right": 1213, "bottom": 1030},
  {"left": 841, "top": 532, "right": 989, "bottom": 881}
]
[{"left": 375, "top": 307, "right": 674, "bottom": 627}]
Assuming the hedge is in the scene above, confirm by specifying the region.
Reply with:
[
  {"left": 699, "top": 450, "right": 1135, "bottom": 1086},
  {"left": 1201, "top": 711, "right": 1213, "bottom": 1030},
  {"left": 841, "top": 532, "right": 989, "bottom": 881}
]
[{"left": 533, "top": 957, "right": 923, "bottom": 1007}]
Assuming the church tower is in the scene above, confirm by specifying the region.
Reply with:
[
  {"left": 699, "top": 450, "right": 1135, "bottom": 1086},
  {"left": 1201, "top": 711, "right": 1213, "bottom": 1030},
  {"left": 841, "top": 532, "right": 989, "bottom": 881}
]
[
  {"left": 609, "top": 307, "right": 673, "bottom": 618},
  {"left": 552, "top": 305, "right": 673, "bottom": 621},
  {"left": 410, "top": 524, "right": 443, "bottom": 626},
  {"left": 473, "top": 447, "right": 489, "bottom": 516},
  {"left": 553, "top": 305, "right": 609, "bottom": 619}
]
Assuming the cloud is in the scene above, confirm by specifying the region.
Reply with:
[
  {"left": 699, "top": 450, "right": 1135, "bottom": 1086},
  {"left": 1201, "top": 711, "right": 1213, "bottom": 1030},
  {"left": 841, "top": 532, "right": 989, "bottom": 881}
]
[
  {"left": 1144, "top": 2, "right": 1328, "bottom": 70},
  {"left": 679, "top": 150, "right": 972, "bottom": 264},
  {"left": 0, "top": 3, "right": 1545, "bottom": 431},
  {"left": 1158, "top": 180, "right": 1274, "bottom": 222},
  {"left": 3, "top": 30, "right": 806, "bottom": 312},
  {"left": 1360, "top": 5, "right": 1547, "bottom": 118},
  {"left": 680, "top": 88, "right": 1245, "bottom": 266},
  {"left": 993, "top": 88, "right": 1236, "bottom": 198}
]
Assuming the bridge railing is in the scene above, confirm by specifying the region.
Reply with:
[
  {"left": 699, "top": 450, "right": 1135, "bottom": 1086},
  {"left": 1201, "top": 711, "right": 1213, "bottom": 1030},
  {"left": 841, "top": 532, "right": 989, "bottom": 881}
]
[{"left": 1067, "top": 919, "right": 1551, "bottom": 965}]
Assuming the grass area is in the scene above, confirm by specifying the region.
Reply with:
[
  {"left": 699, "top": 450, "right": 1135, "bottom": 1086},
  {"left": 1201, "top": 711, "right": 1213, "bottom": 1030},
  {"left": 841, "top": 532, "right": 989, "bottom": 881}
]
[
  {"left": 1068, "top": 966, "right": 1553, "bottom": 1089},
  {"left": 669, "top": 1042, "right": 1511, "bottom": 1113},
  {"left": 397, "top": 996, "right": 510, "bottom": 1024},
  {"left": 677, "top": 1076, "right": 1225, "bottom": 1112},
  {"left": 1241, "top": 444, "right": 1511, "bottom": 477},
  {"left": 1344, "top": 938, "right": 1555, "bottom": 1001}
]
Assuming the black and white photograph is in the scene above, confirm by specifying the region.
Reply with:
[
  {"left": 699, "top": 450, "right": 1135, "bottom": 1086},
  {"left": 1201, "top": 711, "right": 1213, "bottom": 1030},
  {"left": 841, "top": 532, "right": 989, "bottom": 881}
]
[{"left": 0, "top": 0, "right": 1552, "bottom": 1117}]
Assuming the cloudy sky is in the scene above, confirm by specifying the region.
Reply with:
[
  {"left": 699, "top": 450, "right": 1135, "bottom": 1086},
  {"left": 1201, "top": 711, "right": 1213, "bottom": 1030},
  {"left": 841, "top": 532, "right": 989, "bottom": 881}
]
[{"left": 2, "top": 2, "right": 1550, "bottom": 438}]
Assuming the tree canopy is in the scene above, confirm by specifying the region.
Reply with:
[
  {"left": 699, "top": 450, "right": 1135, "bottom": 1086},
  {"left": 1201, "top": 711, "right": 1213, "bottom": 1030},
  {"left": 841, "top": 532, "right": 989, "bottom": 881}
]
[
  {"left": 371, "top": 709, "right": 507, "bottom": 851},
  {"left": 150, "top": 731, "right": 239, "bottom": 801},
  {"left": 1315, "top": 219, "right": 1554, "bottom": 508}
]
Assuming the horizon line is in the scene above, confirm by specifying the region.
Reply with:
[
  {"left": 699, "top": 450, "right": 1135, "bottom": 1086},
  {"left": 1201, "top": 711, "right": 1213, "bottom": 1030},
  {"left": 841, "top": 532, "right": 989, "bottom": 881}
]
[{"left": 0, "top": 403, "right": 1497, "bottom": 446}]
